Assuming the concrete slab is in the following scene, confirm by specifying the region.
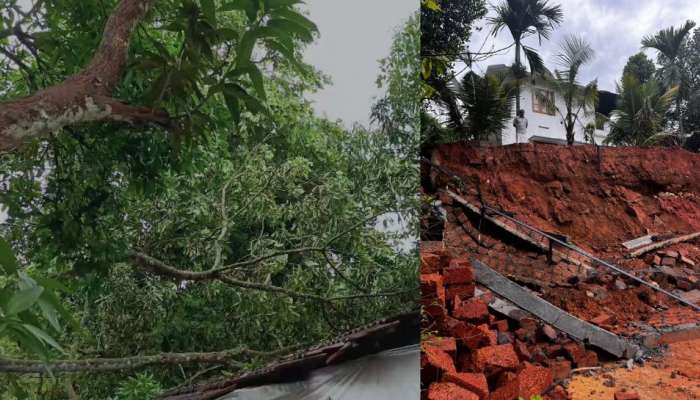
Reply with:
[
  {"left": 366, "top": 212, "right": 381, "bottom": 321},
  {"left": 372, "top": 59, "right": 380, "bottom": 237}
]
[{"left": 472, "top": 259, "right": 640, "bottom": 358}]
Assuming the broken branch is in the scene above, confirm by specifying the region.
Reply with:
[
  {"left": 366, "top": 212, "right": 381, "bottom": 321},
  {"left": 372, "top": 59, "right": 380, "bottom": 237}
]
[
  {"left": 0, "top": 0, "right": 168, "bottom": 152},
  {"left": 0, "top": 344, "right": 300, "bottom": 375}
]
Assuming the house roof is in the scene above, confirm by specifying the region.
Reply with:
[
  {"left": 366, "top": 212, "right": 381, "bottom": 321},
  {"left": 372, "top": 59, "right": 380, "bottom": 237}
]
[{"left": 159, "top": 311, "right": 420, "bottom": 400}]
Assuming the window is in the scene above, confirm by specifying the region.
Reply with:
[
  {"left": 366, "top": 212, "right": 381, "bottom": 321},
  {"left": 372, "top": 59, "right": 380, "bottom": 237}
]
[{"left": 532, "top": 88, "right": 555, "bottom": 115}]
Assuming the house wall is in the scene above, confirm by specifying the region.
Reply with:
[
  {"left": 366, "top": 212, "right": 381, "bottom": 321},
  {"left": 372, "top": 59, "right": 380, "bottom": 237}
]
[{"left": 500, "top": 84, "right": 610, "bottom": 145}]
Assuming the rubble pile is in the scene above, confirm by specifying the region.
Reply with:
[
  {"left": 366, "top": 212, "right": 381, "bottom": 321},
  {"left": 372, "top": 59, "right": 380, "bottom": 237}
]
[
  {"left": 420, "top": 243, "right": 602, "bottom": 400},
  {"left": 425, "top": 144, "right": 700, "bottom": 336}
]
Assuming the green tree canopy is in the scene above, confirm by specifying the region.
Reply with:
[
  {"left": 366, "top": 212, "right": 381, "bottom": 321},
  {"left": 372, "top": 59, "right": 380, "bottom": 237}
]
[
  {"left": 622, "top": 52, "right": 656, "bottom": 84},
  {"left": 0, "top": 1, "right": 418, "bottom": 398}
]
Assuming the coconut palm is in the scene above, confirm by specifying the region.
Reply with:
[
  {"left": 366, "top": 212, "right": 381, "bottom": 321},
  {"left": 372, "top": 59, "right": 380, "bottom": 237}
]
[
  {"left": 642, "top": 20, "right": 696, "bottom": 135},
  {"left": 434, "top": 71, "right": 515, "bottom": 142},
  {"left": 604, "top": 74, "right": 678, "bottom": 146},
  {"left": 489, "top": 0, "right": 563, "bottom": 112},
  {"left": 537, "top": 35, "right": 598, "bottom": 145}
]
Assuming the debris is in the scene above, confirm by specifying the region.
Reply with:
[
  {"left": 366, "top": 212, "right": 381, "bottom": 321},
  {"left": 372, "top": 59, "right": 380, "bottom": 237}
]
[
  {"left": 627, "top": 231, "right": 700, "bottom": 258},
  {"left": 428, "top": 382, "right": 480, "bottom": 400},
  {"left": 622, "top": 234, "right": 656, "bottom": 250},
  {"left": 473, "top": 259, "right": 639, "bottom": 358}
]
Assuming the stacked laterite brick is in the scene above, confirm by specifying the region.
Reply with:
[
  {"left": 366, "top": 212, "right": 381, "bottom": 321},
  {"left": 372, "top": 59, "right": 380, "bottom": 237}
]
[{"left": 421, "top": 243, "right": 600, "bottom": 400}]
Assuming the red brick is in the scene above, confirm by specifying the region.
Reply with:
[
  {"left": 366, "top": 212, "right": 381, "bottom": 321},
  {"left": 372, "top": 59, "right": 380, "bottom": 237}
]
[
  {"left": 661, "top": 256, "right": 677, "bottom": 266},
  {"left": 439, "top": 318, "right": 489, "bottom": 350},
  {"left": 492, "top": 319, "right": 509, "bottom": 332},
  {"left": 428, "top": 382, "right": 479, "bottom": 400},
  {"left": 518, "top": 363, "right": 554, "bottom": 398},
  {"left": 473, "top": 344, "right": 519, "bottom": 375},
  {"left": 547, "top": 359, "right": 572, "bottom": 381},
  {"left": 490, "top": 363, "right": 553, "bottom": 400},
  {"left": 424, "top": 304, "right": 447, "bottom": 321},
  {"left": 514, "top": 340, "right": 532, "bottom": 361},
  {"left": 666, "top": 250, "right": 680, "bottom": 259},
  {"left": 454, "top": 297, "right": 489, "bottom": 322},
  {"left": 546, "top": 385, "right": 569, "bottom": 400},
  {"left": 445, "top": 283, "right": 475, "bottom": 303},
  {"left": 443, "top": 258, "right": 473, "bottom": 284},
  {"left": 489, "top": 372, "right": 519, "bottom": 400},
  {"left": 545, "top": 344, "right": 563, "bottom": 357},
  {"left": 421, "top": 253, "right": 444, "bottom": 274},
  {"left": 519, "top": 318, "right": 538, "bottom": 331},
  {"left": 515, "top": 327, "right": 536, "bottom": 343},
  {"left": 614, "top": 390, "right": 640, "bottom": 400},
  {"left": 590, "top": 313, "right": 615, "bottom": 326},
  {"left": 443, "top": 372, "right": 489, "bottom": 399},
  {"left": 563, "top": 343, "right": 598, "bottom": 367},
  {"left": 424, "top": 336, "right": 457, "bottom": 356},
  {"left": 421, "top": 273, "right": 446, "bottom": 306},
  {"left": 423, "top": 346, "right": 456, "bottom": 373},
  {"left": 476, "top": 324, "right": 498, "bottom": 346}
]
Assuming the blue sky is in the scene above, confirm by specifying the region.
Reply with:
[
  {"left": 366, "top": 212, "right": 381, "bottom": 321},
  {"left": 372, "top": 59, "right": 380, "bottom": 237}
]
[{"left": 468, "top": 0, "right": 700, "bottom": 92}]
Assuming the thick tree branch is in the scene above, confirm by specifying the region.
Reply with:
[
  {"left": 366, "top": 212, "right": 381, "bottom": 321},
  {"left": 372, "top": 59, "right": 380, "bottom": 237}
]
[
  {"left": 0, "top": 0, "right": 169, "bottom": 152},
  {"left": 0, "top": 345, "right": 298, "bottom": 374},
  {"left": 128, "top": 251, "right": 414, "bottom": 302}
]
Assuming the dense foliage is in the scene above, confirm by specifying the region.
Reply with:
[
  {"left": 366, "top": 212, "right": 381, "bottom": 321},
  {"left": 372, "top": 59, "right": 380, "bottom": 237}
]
[
  {"left": 623, "top": 52, "right": 656, "bottom": 84},
  {"left": 0, "top": 1, "right": 418, "bottom": 398}
]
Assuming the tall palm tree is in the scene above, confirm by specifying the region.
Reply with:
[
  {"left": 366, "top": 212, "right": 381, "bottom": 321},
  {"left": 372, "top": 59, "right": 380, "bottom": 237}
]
[
  {"left": 604, "top": 74, "right": 678, "bottom": 146},
  {"left": 434, "top": 71, "right": 515, "bottom": 142},
  {"left": 489, "top": 0, "right": 563, "bottom": 112},
  {"left": 537, "top": 35, "right": 598, "bottom": 145},
  {"left": 642, "top": 20, "right": 696, "bottom": 135}
]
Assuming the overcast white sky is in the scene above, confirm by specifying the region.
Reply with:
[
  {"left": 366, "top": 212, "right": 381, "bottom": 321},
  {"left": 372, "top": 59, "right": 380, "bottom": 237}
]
[
  {"left": 467, "top": 0, "right": 700, "bottom": 92},
  {"left": 301, "top": 1, "right": 417, "bottom": 126}
]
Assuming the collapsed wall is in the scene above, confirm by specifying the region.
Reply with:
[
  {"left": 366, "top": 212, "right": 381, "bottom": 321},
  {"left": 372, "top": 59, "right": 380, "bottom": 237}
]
[
  {"left": 421, "top": 143, "right": 700, "bottom": 400},
  {"left": 429, "top": 144, "right": 700, "bottom": 253}
]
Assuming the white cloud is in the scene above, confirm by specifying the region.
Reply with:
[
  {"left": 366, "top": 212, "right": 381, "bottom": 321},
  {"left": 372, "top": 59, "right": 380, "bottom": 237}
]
[{"left": 467, "top": 0, "right": 700, "bottom": 91}]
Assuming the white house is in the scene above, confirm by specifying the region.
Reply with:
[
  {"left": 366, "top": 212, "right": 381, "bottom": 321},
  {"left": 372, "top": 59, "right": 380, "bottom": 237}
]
[{"left": 486, "top": 65, "right": 616, "bottom": 145}]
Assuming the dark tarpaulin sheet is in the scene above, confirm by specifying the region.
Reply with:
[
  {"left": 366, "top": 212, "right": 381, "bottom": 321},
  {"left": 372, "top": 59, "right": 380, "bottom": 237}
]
[{"left": 218, "top": 344, "right": 420, "bottom": 400}]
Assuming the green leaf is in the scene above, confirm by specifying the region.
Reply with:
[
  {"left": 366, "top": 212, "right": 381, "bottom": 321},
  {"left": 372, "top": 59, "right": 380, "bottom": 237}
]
[
  {"left": 223, "top": 92, "right": 241, "bottom": 124},
  {"left": 266, "top": 40, "right": 306, "bottom": 75},
  {"left": 201, "top": 0, "right": 217, "bottom": 23},
  {"left": 221, "top": 0, "right": 259, "bottom": 21},
  {"left": 5, "top": 286, "right": 43, "bottom": 315},
  {"left": 272, "top": 9, "right": 318, "bottom": 33},
  {"left": 227, "top": 64, "right": 266, "bottom": 100},
  {"left": 265, "top": 0, "right": 303, "bottom": 10},
  {"left": 22, "top": 324, "right": 65, "bottom": 354},
  {"left": 37, "top": 297, "right": 61, "bottom": 332},
  {"left": 0, "top": 237, "right": 18, "bottom": 275},
  {"left": 8, "top": 324, "right": 48, "bottom": 359},
  {"left": 236, "top": 29, "right": 258, "bottom": 67},
  {"left": 421, "top": 0, "right": 441, "bottom": 12},
  {"left": 267, "top": 18, "right": 313, "bottom": 42},
  {"left": 223, "top": 83, "right": 267, "bottom": 115}
]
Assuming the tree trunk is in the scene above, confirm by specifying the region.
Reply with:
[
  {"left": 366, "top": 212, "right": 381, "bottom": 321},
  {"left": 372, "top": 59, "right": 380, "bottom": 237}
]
[
  {"left": 0, "top": 0, "right": 170, "bottom": 153},
  {"left": 678, "top": 96, "right": 685, "bottom": 137},
  {"left": 514, "top": 41, "right": 522, "bottom": 143},
  {"left": 566, "top": 114, "right": 574, "bottom": 145},
  {"left": 514, "top": 41, "right": 522, "bottom": 111}
]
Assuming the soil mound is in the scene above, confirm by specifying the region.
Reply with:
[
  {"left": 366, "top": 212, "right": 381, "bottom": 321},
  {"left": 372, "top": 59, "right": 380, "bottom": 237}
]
[{"left": 430, "top": 143, "right": 700, "bottom": 252}]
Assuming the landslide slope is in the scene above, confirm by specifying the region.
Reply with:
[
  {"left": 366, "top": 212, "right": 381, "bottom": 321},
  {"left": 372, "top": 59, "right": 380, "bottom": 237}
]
[{"left": 431, "top": 143, "right": 700, "bottom": 252}]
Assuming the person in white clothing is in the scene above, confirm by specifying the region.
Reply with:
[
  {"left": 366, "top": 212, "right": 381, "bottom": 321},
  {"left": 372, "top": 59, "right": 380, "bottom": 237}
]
[{"left": 513, "top": 109, "right": 528, "bottom": 143}]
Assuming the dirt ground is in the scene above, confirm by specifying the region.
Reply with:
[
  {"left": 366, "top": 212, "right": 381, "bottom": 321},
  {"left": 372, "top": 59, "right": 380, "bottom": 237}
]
[{"left": 568, "top": 338, "right": 700, "bottom": 400}]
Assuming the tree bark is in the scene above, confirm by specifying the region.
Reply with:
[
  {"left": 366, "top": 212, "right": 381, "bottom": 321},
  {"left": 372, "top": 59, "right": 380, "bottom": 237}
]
[
  {"left": 0, "top": 0, "right": 169, "bottom": 152},
  {"left": 0, "top": 346, "right": 296, "bottom": 374}
]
